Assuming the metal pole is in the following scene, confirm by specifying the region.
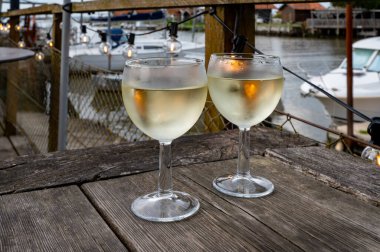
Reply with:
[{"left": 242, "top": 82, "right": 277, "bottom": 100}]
[
  {"left": 191, "top": 8, "right": 196, "bottom": 42},
  {"left": 79, "top": 0, "right": 83, "bottom": 27},
  {"left": 107, "top": 11, "right": 111, "bottom": 70},
  {"left": 58, "top": 0, "right": 71, "bottom": 150},
  {"left": 346, "top": 4, "right": 354, "bottom": 138}
]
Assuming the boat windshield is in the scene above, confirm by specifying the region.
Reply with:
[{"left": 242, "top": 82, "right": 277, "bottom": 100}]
[
  {"left": 341, "top": 48, "right": 374, "bottom": 69},
  {"left": 368, "top": 52, "right": 380, "bottom": 72}
]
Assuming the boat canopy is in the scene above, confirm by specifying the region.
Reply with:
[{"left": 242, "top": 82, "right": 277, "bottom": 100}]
[
  {"left": 90, "top": 10, "right": 165, "bottom": 22},
  {"left": 353, "top": 37, "right": 380, "bottom": 51}
]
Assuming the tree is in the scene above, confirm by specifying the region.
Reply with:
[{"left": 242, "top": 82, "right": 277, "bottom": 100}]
[{"left": 333, "top": 0, "right": 380, "bottom": 9}]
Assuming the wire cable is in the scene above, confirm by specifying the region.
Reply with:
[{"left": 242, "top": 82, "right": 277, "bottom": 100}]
[{"left": 210, "top": 8, "right": 372, "bottom": 123}]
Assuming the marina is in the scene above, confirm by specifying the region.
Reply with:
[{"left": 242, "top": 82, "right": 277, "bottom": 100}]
[{"left": 0, "top": 0, "right": 380, "bottom": 250}]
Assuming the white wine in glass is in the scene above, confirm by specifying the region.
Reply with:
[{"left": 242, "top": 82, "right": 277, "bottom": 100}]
[
  {"left": 208, "top": 53, "right": 284, "bottom": 198},
  {"left": 122, "top": 58, "right": 208, "bottom": 222}
]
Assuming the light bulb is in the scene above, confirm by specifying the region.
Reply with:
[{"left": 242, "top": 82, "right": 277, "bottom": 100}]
[
  {"left": 99, "top": 42, "right": 111, "bottom": 55},
  {"left": 35, "top": 51, "right": 45, "bottom": 61},
  {"left": 361, "top": 146, "right": 380, "bottom": 166},
  {"left": 166, "top": 36, "right": 182, "bottom": 54},
  {"left": 122, "top": 44, "right": 137, "bottom": 59},
  {"left": 46, "top": 39, "right": 54, "bottom": 48},
  {"left": 80, "top": 33, "right": 90, "bottom": 44},
  {"left": 0, "top": 23, "right": 3, "bottom": 31},
  {"left": 15, "top": 24, "right": 21, "bottom": 31},
  {"left": 6, "top": 23, "right": 10, "bottom": 30},
  {"left": 18, "top": 40, "right": 26, "bottom": 48}
]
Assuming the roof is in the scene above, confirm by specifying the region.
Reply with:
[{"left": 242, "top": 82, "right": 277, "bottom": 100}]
[
  {"left": 255, "top": 4, "right": 277, "bottom": 10},
  {"left": 279, "top": 3, "right": 326, "bottom": 11}
]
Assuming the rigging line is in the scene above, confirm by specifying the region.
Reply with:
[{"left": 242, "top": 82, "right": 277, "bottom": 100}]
[{"left": 210, "top": 9, "right": 372, "bottom": 123}]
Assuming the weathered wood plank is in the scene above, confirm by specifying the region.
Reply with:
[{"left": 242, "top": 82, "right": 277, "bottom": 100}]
[
  {"left": 266, "top": 146, "right": 380, "bottom": 206},
  {"left": 81, "top": 171, "right": 302, "bottom": 251},
  {"left": 0, "top": 186, "right": 127, "bottom": 251},
  {"left": 71, "top": 0, "right": 325, "bottom": 13},
  {"left": 177, "top": 157, "right": 380, "bottom": 251},
  {"left": 0, "top": 127, "right": 316, "bottom": 195},
  {"left": 0, "top": 4, "right": 61, "bottom": 17},
  {"left": 0, "top": 137, "right": 17, "bottom": 161}
]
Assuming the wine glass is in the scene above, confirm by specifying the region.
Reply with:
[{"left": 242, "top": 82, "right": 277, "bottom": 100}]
[
  {"left": 207, "top": 53, "right": 284, "bottom": 198},
  {"left": 122, "top": 58, "right": 208, "bottom": 221}
]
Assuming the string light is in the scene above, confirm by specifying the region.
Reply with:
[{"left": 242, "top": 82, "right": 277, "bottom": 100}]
[
  {"left": 165, "top": 22, "right": 182, "bottom": 55},
  {"left": 6, "top": 23, "right": 11, "bottom": 30},
  {"left": 98, "top": 32, "right": 111, "bottom": 55},
  {"left": 122, "top": 33, "right": 137, "bottom": 59},
  {"left": 80, "top": 25, "right": 90, "bottom": 44},
  {"left": 18, "top": 37, "right": 26, "bottom": 48},
  {"left": 46, "top": 33, "right": 54, "bottom": 48},
  {"left": 35, "top": 50, "right": 45, "bottom": 62},
  {"left": 15, "top": 24, "right": 21, "bottom": 31}
]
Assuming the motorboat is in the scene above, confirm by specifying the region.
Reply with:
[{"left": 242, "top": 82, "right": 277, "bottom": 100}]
[
  {"left": 300, "top": 36, "right": 380, "bottom": 121},
  {"left": 69, "top": 36, "right": 204, "bottom": 71}
]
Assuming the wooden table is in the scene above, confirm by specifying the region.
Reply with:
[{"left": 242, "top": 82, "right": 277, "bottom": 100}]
[
  {"left": 0, "top": 47, "right": 35, "bottom": 63},
  {"left": 1, "top": 127, "right": 379, "bottom": 251}
]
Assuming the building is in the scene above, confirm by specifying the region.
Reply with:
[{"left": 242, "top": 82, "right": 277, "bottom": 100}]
[
  {"left": 255, "top": 4, "right": 276, "bottom": 23},
  {"left": 279, "top": 3, "right": 325, "bottom": 23}
]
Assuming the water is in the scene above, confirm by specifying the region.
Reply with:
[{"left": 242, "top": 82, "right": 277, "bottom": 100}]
[
  {"left": 255, "top": 36, "right": 346, "bottom": 142},
  {"left": 182, "top": 32, "right": 347, "bottom": 142}
]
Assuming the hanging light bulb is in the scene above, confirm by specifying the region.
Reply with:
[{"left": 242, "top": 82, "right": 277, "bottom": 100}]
[
  {"left": 122, "top": 33, "right": 137, "bottom": 59},
  {"left": 15, "top": 24, "right": 21, "bottom": 31},
  {"left": 18, "top": 37, "right": 26, "bottom": 48},
  {"left": 46, "top": 33, "right": 54, "bottom": 48},
  {"left": 35, "top": 50, "right": 45, "bottom": 62},
  {"left": 165, "top": 22, "right": 182, "bottom": 55},
  {"left": 80, "top": 25, "right": 90, "bottom": 44},
  {"left": 2, "top": 23, "right": 9, "bottom": 33},
  {"left": 6, "top": 23, "right": 11, "bottom": 30},
  {"left": 98, "top": 32, "right": 111, "bottom": 55},
  {"left": 0, "top": 23, "right": 3, "bottom": 31},
  {"left": 361, "top": 146, "right": 380, "bottom": 166}
]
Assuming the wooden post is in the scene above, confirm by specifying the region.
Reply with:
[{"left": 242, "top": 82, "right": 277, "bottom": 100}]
[
  {"left": 204, "top": 4, "right": 255, "bottom": 132},
  {"left": 48, "top": 13, "right": 62, "bottom": 152},
  {"left": 4, "top": 16, "right": 20, "bottom": 136},
  {"left": 346, "top": 4, "right": 353, "bottom": 140}
]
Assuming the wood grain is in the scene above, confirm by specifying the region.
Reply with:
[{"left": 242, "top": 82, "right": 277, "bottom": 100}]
[
  {"left": 0, "top": 127, "right": 316, "bottom": 195},
  {"left": 81, "top": 171, "right": 302, "bottom": 252},
  {"left": 71, "top": 0, "right": 323, "bottom": 13},
  {"left": 176, "top": 157, "right": 380, "bottom": 251},
  {"left": 266, "top": 146, "right": 380, "bottom": 206},
  {"left": 0, "top": 186, "right": 127, "bottom": 251}
]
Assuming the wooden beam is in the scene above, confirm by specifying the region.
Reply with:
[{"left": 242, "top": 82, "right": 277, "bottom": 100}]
[
  {"left": 48, "top": 13, "right": 62, "bottom": 152},
  {"left": 0, "top": 4, "right": 60, "bottom": 17},
  {"left": 4, "top": 16, "right": 20, "bottom": 136},
  {"left": 204, "top": 4, "right": 256, "bottom": 132},
  {"left": 71, "top": 0, "right": 325, "bottom": 13}
]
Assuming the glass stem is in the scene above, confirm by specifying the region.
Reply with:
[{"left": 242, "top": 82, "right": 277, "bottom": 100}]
[
  {"left": 158, "top": 141, "right": 173, "bottom": 196},
  {"left": 237, "top": 128, "right": 251, "bottom": 177}
]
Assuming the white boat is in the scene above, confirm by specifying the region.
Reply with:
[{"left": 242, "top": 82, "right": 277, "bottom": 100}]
[
  {"left": 300, "top": 36, "right": 380, "bottom": 121},
  {"left": 69, "top": 37, "right": 204, "bottom": 71}
]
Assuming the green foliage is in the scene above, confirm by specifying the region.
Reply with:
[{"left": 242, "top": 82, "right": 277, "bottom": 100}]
[{"left": 333, "top": 0, "right": 380, "bottom": 9}]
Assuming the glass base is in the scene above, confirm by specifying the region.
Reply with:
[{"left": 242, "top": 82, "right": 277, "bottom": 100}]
[
  {"left": 213, "top": 174, "right": 274, "bottom": 198},
  {"left": 131, "top": 191, "right": 200, "bottom": 222}
]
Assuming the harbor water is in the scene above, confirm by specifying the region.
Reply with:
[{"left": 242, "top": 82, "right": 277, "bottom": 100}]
[{"left": 181, "top": 32, "right": 347, "bottom": 142}]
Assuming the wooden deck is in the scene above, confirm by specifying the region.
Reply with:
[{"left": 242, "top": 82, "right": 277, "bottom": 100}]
[{"left": 1, "top": 127, "right": 379, "bottom": 251}]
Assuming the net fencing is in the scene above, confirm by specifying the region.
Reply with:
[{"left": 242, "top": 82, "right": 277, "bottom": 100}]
[{"left": 0, "top": 35, "right": 230, "bottom": 153}]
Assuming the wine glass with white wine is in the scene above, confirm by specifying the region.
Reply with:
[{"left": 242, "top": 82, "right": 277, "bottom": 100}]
[
  {"left": 122, "top": 58, "right": 208, "bottom": 222},
  {"left": 207, "top": 53, "right": 284, "bottom": 198}
]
